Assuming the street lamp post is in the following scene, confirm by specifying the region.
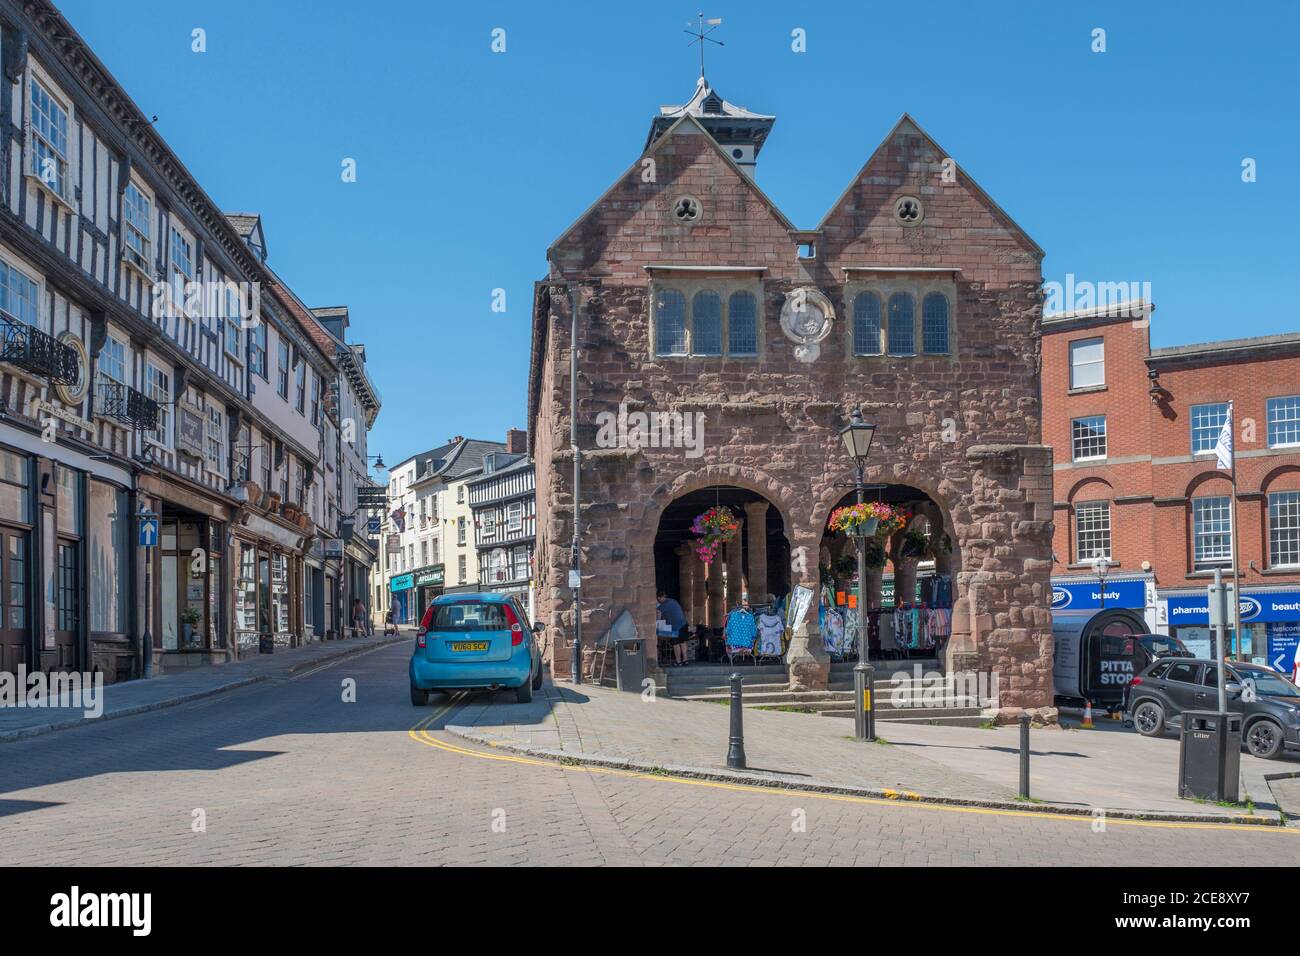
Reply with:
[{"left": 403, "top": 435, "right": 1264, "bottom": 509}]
[
  {"left": 1090, "top": 551, "right": 1114, "bottom": 611},
  {"left": 839, "top": 407, "right": 878, "bottom": 742}
]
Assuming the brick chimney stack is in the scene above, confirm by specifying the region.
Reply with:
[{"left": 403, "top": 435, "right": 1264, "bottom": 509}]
[{"left": 506, "top": 428, "right": 527, "bottom": 454}]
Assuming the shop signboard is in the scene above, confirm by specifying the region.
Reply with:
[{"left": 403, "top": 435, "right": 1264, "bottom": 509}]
[
  {"left": 1164, "top": 590, "right": 1300, "bottom": 626},
  {"left": 415, "top": 565, "right": 444, "bottom": 587},
  {"left": 391, "top": 573, "right": 414, "bottom": 592},
  {"left": 386, "top": 533, "right": 400, "bottom": 554},
  {"left": 322, "top": 538, "right": 344, "bottom": 558},
  {"left": 176, "top": 403, "right": 205, "bottom": 458},
  {"left": 1050, "top": 579, "right": 1146, "bottom": 612}
]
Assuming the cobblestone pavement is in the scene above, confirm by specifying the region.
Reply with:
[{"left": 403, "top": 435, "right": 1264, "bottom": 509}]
[{"left": 0, "top": 643, "right": 1295, "bottom": 866}]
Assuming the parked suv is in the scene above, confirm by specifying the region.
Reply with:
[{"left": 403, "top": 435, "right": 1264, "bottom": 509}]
[
  {"left": 409, "top": 594, "right": 544, "bottom": 705},
  {"left": 1124, "top": 658, "right": 1300, "bottom": 759}
]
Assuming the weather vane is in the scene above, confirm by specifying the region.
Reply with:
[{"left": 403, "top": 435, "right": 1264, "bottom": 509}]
[{"left": 684, "top": 12, "right": 723, "bottom": 80}]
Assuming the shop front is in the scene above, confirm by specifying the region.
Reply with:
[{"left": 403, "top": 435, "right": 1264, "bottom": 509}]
[
  {"left": 412, "top": 564, "right": 444, "bottom": 622},
  {"left": 233, "top": 508, "right": 311, "bottom": 656},
  {"left": 1160, "top": 586, "right": 1300, "bottom": 673},
  {"left": 137, "top": 472, "right": 235, "bottom": 670},
  {"left": 389, "top": 572, "right": 413, "bottom": 624}
]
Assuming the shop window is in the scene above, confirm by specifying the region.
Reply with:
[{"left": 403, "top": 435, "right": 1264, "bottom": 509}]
[
  {"left": 1071, "top": 415, "right": 1107, "bottom": 461},
  {"left": 921, "top": 293, "right": 950, "bottom": 354},
  {"left": 1074, "top": 500, "right": 1111, "bottom": 562},
  {"left": 1190, "top": 403, "right": 1230, "bottom": 455},
  {"left": 56, "top": 544, "right": 78, "bottom": 632},
  {"left": 852, "top": 292, "right": 882, "bottom": 356},
  {"left": 1069, "top": 337, "right": 1104, "bottom": 389},
  {"left": 1266, "top": 396, "right": 1300, "bottom": 448},
  {"left": 886, "top": 293, "right": 915, "bottom": 355},
  {"left": 5, "top": 535, "right": 26, "bottom": 630},
  {"left": 1192, "top": 495, "right": 1232, "bottom": 569},
  {"left": 1269, "top": 491, "right": 1300, "bottom": 568},
  {"left": 87, "top": 481, "right": 128, "bottom": 634}
]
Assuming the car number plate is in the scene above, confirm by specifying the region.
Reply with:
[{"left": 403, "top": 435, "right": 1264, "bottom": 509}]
[{"left": 451, "top": 641, "right": 489, "bottom": 652}]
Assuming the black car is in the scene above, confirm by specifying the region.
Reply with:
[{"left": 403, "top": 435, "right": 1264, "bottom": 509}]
[{"left": 1124, "top": 658, "right": 1300, "bottom": 759}]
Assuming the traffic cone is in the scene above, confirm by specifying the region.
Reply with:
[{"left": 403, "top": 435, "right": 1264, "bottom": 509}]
[{"left": 1081, "top": 699, "right": 1094, "bottom": 730}]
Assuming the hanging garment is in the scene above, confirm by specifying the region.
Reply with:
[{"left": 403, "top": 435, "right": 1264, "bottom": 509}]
[
  {"left": 724, "top": 608, "right": 758, "bottom": 651},
  {"left": 934, "top": 575, "right": 953, "bottom": 608},
  {"left": 843, "top": 607, "right": 861, "bottom": 655},
  {"left": 822, "top": 608, "right": 845, "bottom": 654},
  {"left": 927, "top": 607, "right": 952, "bottom": 638},
  {"left": 879, "top": 610, "right": 897, "bottom": 652},
  {"left": 756, "top": 612, "right": 785, "bottom": 655},
  {"left": 867, "top": 611, "right": 882, "bottom": 657}
]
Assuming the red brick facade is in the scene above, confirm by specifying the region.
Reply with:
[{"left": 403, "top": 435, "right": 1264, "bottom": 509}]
[
  {"left": 528, "top": 110, "right": 1056, "bottom": 711},
  {"left": 1044, "top": 310, "right": 1300, "bottom": 599}
]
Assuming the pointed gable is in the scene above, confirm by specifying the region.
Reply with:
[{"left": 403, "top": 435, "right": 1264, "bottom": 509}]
[
  {"left": 817, "top": 115, "right": 1041, "bottom": 285},
  {"left": 548, "top": 114, "right": 798, "bottom": 283}
]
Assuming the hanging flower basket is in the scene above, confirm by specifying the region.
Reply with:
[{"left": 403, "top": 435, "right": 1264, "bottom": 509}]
[
  {"left": 692, "top": 505, "right": 740, "bottom": 564},
  {"left": 828, "top": 502, "right": 908, "bottom": 539}
]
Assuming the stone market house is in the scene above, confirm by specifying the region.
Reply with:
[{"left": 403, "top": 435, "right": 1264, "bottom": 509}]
[{"left": 528, "top": 77, "right": 1056, "bottom": 712}]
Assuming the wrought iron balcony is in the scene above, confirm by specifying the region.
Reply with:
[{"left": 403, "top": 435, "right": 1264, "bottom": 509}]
[
  {"left": 0, "top": 314, "right": 81, "bottom": 384},
  {"left": 96, "top": 377, "right": 160, "bottom": 432}
]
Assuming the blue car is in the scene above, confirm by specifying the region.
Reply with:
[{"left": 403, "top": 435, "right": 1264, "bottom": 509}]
[{"left": 409, "top": 593, "right": 545, "bottom": 705}]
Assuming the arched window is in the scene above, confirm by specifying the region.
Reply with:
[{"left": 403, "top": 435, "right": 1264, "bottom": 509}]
[
  {"left": 655, "top": 289, "right": 686, "bottom": 356},
  {"left": 922, "top": 293, "right": 950, "bottom": 354},
  {"left": 692, "top": 290, "right": 722, "bottom": 356},
  {"left": 852, "top": 293, "right": 882, "bottom": 356},
  {"left": 727, "top": 291, "right": 758, "bottom": 356},
  {"left": 887, "top": 293, "right": 915, "bottom": 355}
]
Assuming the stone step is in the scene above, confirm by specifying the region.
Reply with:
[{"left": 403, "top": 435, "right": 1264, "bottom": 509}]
[
  {"left": 681, "top": 689, "right": 849, "bottom": 705},
  {"left": 816, "top": 706, "right": 986, "bottom": 724},
  {"left": 668, "top": 682, "right": 791, "bottom": 698}
]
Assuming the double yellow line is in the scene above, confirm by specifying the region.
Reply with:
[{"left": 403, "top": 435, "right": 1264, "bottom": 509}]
[{"left": 407, "top": 694, "right": 1295, "bottom": 834}]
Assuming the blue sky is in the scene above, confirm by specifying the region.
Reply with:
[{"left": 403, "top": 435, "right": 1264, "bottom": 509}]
[{"left": 58, "top": 0, "right": 1300, "bottom": 469}]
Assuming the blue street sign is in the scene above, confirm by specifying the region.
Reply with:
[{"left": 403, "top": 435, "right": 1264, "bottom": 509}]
[
  {"left": 367, "top": 515, "right": 381, "bottom": 534},
  {"left": 139, "top": 517, "right": 159, "bottom": 548}
]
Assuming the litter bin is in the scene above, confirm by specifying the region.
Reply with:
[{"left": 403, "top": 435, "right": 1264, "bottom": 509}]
[
  {"left": 614, "top": 638, "right": 646, "bottom": 693},
  {"left": 1178, "top": 710, "right": 1242, "bottom": 803}
]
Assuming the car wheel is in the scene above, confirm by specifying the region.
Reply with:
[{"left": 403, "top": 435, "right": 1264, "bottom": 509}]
[
  {"left": 515, "top": 680, "right": 533, "bottom": 704},
  {"left": 1246, "top": 719, "right": 1284, "bottom": 760},
  {"left": 1132, "top": 701, "right": 1165, "bottom": 737},
  {"left": 410, "top": 683, "right": 429, "bottom": 707},
  {"left": 531, "top": 659, "right": 544, "bottom": 690}
]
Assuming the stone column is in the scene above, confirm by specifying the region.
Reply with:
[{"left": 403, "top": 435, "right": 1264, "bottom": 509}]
[
  {"left": 705, "top": 555, "right": 723, "bottom": 627},
  {"left": 675, "top": 544, "right": 695, "bottom": 623},
  {"left": 785, "top": 528, "right": 830, "bottom": 691},
  {"left": 744, "top": 501, "right": 769, "bottom": 602},
  {"left": 724, "top": 525, "right": 744, "bottom": 607}
]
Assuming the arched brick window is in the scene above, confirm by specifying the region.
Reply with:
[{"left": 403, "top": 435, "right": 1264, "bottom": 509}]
[{"left": 853, "top": 292, "right": 882, "bottom": 356}]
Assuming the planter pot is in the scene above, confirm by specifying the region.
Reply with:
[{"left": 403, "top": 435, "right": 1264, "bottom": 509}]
[
  {"left": 264, "top": 492, "right": 282, "bottom": 512},
  {"left": 845, "top": 517, "right": 880, "bottom": 538},
  {"left": 895, "top": 557, "right": 920, "bottom": 607},
  {"left": 865, "top": 567, "right": 884, "bottom": 609}
]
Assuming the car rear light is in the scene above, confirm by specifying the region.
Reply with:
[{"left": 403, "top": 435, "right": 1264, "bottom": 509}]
[
  {"left": 1130, "top": 676, "right": 1143, "bottom": 687},
  {"left": 416, "top": 630, "right": 426, "bottom": 648},
  {"left": 503, "top": 602, "right": 524, "bottom": 646},
  {"left": 416, "top": 605, "right": 435, "bottom": 648}
]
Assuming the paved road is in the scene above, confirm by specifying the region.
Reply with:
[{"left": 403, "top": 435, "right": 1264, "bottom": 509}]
[{"left": 0, "top": 643, "right": 1294, "bottom": 866}]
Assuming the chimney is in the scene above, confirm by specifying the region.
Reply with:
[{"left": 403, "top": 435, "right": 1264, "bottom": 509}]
[{"left": 506, "top": 429, "right": 527, "bottom": 454}]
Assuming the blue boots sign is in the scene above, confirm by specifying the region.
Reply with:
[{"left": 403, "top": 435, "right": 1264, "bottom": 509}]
[{"left": 1051, "top": 579, "right": 1146, "bottom": 611}]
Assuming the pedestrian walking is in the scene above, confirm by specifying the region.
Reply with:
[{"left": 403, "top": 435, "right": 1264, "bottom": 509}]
[
  {"left": 351, "top": 598, "right": 368, "bottom": 638},
  {"left": 385, "top": 606, "right": 398, "bottom": 636}
]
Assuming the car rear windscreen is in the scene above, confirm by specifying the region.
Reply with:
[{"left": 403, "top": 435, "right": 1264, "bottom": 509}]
[{"left": 429, "top": 602, "right": 509, "bottom": 631}]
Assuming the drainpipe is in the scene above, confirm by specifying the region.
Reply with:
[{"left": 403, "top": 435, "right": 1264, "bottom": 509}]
[{"left": 569, "top": 284, "right": 582, "bottom": 684}]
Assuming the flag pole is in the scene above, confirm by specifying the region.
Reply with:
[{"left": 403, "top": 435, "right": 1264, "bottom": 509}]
[{"left": 1228, "top": 401, "right": 1242, "bottom": 660}]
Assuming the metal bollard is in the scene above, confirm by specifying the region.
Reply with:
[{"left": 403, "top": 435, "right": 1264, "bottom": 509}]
[
  {"left": 1018, "top": 712, "right": 1031, "bottom": 799},
  {"left": 726, "top": 672, "right": 747, "bottom": 769},
  {"left": 853, "top": 662, "right": 876, "bottom": 742}
]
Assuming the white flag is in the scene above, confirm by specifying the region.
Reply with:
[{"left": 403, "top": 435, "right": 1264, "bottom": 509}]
[{"left": 1214, "top": 402, "right": 1234, "bottom": 471}]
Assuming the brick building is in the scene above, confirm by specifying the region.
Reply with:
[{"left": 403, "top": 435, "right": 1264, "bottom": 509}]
[
  {"left": 528, "top": 76, "right": 1056, "bottom": 711},
  {"left": 1044, "top": 304, "right": 1300, "bottom": 669}
]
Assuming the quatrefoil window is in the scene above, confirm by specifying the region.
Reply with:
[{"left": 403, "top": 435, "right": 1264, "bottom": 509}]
[
  {"left": 671, "top": 195, "right": 701, "bottom": 223},
  {"left": 894, "top": 195, "right": 923, "bottom": 225}
]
